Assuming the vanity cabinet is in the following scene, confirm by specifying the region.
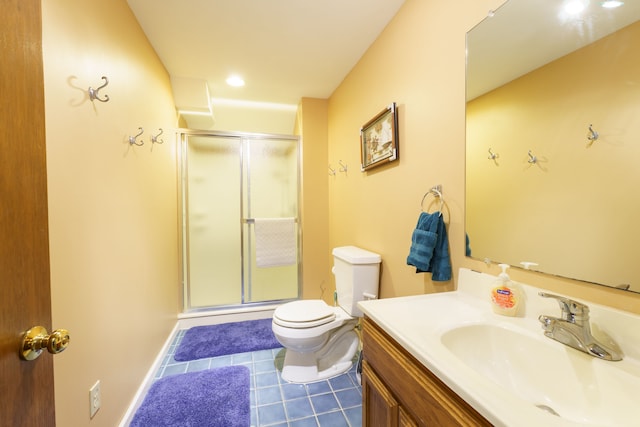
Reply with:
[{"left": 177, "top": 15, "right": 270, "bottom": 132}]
[{"left": 361, "top": 317, "right": 492, "bottom": 427}]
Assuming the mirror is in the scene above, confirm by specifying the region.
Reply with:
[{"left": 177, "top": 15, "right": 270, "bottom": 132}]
[{"left": 466, "top": 0, "right": 640, "bottom": 293}]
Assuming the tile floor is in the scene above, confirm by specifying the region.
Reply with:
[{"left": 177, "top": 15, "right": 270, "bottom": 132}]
[{"left": 153, "top": 328, "right": 363, "bottom": 427}]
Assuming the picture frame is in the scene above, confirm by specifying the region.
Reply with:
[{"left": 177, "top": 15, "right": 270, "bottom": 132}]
[{"left": 360, "top": 102, "right": 398, "bottom": 171}]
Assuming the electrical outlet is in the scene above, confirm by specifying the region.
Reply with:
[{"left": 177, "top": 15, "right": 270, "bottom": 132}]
[{"left": 89, "top": 380, "right": 101, "bottom": 418}]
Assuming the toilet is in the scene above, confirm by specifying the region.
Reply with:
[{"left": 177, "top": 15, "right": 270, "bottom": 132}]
[{"left": 272, "top": 246, "right": 381, "bottom": 383}]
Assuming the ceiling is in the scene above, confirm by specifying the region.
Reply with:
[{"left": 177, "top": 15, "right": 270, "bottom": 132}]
[{"left": 126, "top": 0, "right": 406, "bottom": 132}]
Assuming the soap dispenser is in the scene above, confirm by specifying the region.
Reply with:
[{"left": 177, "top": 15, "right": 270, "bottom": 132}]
[{"left": 490, "top": 264, "right": 521, "bottom": 316}]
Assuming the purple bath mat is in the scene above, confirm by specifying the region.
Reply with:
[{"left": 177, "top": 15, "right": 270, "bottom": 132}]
[
  {"left": 174, "top": 318, "right": 281, "bottom": 362},
  {"left": 130, "top": 366, "right": 250, "bottom": 427}
]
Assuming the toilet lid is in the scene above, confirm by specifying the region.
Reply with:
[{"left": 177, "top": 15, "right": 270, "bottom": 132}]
[{"left": 273, "top": 300, "right": 336, "bottom": 328}]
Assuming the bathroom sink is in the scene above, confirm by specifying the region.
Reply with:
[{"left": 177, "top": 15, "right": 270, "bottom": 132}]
[
  {"left": 440, "top": 323, "right": 640, "bottom": 425},
  {"left": 358, "top": 269, "right": 640, "bottom": 426}
]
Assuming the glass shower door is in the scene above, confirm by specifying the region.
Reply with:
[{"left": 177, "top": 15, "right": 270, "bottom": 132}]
[
  {"left": 243, "top": 137, "right": 300, "bottom": 303},
  {"left": 185, "top": 135, "right": 242, "bottom": 308},
  {"left": 181, "top": 131, "right": 300, "bottom": 311}
]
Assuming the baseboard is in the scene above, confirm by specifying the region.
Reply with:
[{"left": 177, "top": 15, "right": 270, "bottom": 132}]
[
  {"left": 117, "top": 322, "right": 180, "bottom": 427},
  {"left": 177, "top": 305, "right": 277, "bottom": 329}
]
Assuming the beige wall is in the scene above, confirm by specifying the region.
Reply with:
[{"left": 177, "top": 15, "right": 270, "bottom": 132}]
[
  {"left": 296, "top": 98, "right": 333, "bottom": 305},
  {"left": 42, "top": 1, "right": 179, "bottom": 426},
  {"left": 326, "top": 0, "right": 640, "bottom": 312},
  {"left": 327, "top": 0, "right": 492, "bottom": 297}
]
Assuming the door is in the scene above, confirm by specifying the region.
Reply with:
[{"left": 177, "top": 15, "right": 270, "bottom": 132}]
[
  {"left": 362, "top": 360, "right": 400, "bottom": 427},
  {"left": 181, "top": 132, "right": 300, "bottom": 310},
  {"left": 0, "top": 1, "right": 56, "bottom": 426},
  {"left": 184, "top": 135, "right": 243, "bottom": 307},
  {"left": 242, "top": 136, "right": 300, "bottom": 303}
]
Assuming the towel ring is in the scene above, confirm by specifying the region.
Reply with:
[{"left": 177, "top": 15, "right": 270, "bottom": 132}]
[{"left": 420, "top": 186, "right": 444, "bottom": 215}]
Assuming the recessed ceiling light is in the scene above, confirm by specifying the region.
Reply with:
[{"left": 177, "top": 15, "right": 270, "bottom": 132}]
[
  {"left": 601, "top": 0, "right": 624, "bottom": 8},
  {"left": 226, "top": 75, "right": 245, "bottom": 87}
]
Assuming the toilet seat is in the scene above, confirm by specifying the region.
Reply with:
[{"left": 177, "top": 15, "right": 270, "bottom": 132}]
[{"left": 273, "top": 300, "right": 336, "bottom": 328}]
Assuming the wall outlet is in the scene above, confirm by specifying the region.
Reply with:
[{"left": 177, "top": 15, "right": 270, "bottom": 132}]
[{"left": 89, "top": 380, "right": 101, "bottom": 418}]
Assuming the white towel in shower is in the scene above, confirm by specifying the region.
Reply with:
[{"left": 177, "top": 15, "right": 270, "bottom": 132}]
[{"left": 254, "top": 218, "right": 297, "bottom": 268}]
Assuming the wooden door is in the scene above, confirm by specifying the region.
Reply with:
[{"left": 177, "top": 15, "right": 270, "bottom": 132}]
[{"left": 0, "top": 0, "right": 56, "bottom": 426}]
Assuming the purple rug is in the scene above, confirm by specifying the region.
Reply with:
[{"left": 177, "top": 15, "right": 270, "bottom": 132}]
[
  {"left": 130, "top": 366, "right": 250, "bottom": 427},
  {"left": 174, "top": 318, "right": 281, "bottom": 362}
]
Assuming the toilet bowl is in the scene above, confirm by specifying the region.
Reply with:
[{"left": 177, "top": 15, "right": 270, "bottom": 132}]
[
  {"left": 272, "top": 300, "right": 359, "bottom": 383},
  {"left": 272, "top": 246, "right": 381, "bottom": 383}
]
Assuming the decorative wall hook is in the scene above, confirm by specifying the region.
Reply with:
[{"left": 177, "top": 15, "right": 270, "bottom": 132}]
[
  {"left": 151, "top": 128, "right": 164, "bottom": 145},
  {"left": 488, "top": 148, "right": 499, "bottom": 160},
  {"left": 88, "top": 76, "right": 110, "bottom": 102},
  {"left": 338, "top": 160, "right": 348, "bottom": 173},
  {"left": 129, "top": 127, "right": 144, "bottom": 146},
  {"left": 587, "top": 124, "right": 599, "bottom": 143},
  {"left": 527, "top": 150, "right": 537, "bottom": 164},
  {"left": 328, "top": 165, "right": 336, "bottom": 176}
]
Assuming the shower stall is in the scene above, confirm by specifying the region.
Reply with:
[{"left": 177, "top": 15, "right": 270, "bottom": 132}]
[{"left": 178, "top": 130, "right": 301, "bottom": 312}]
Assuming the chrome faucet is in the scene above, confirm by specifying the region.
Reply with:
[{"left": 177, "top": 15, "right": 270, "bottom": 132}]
[{"left": 538, "top": 292, "right": 622, "bottom": 361}]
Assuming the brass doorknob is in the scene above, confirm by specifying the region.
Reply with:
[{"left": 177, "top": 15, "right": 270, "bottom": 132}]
[{"left": 20, "top": 326, "right": 70, "bottom": 361}]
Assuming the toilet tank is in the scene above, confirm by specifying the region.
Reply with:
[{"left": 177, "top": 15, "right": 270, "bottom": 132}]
[{"left": 332, "top": 246, "right": 381, "bottom": 317}]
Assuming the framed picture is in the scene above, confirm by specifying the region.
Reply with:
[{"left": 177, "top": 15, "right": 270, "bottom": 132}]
[{"left": 360, "top": 102, "right": 398, "bottom": 171}]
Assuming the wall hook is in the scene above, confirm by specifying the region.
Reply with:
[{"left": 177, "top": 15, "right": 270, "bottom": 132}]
[
  {"left": 151, "top": 128, "right": 164, "bottom": 145},
  {"left": 587, "top": 124, "right": 599, "bottom": 143},
  {"left": 527, "top": 150, "right": 537, "bottom": 164},
  {"left": 328, "top": 165, "right": 336, "bottom": 176},
  {"left": 88, "top": 76, "right": 110, "bottom": 102},
  {"left": 129, "top": 127, "right": 144, "bottom": 146},
  {"left": 338, "top": 160, "right": 348, "bottom": 173},
  {"left": 488, "top": 148, "right": 499, "bottom": 160}
]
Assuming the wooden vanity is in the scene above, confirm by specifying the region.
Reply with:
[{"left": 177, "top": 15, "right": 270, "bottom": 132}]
[{"left": 361, "top": 317, "right": 492, "bottom": 427}]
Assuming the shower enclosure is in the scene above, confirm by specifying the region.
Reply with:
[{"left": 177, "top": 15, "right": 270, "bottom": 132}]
[{"left": 179, "top": 130, "right": 301, "bottom": 311}]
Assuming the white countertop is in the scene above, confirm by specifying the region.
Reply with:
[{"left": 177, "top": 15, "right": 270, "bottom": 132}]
[{"left": 357, "top": 268, "right": 640, "bottom": 427}]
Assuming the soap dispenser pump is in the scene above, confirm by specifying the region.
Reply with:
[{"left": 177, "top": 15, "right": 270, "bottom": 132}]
[{"left": 490, "top": 264, "right": 521, "bottom": 316}]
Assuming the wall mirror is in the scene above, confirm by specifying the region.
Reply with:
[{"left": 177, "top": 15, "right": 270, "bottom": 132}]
[{"left": 466, "top": 0, "right": 640, "bottom": 293}]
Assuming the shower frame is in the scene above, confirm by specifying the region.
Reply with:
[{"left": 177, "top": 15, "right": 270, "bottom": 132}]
[{"left": 177, "top": 129, "right": 302, "bottom": 313}]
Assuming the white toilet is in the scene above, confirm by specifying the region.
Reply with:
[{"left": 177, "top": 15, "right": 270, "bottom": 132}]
[{"left": 272, "top": 246, "right": 381, "bottom": 383}]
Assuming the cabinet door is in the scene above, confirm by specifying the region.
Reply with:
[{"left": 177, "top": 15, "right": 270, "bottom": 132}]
[{"left": 362, "top": 360, "right": 399, "bottom": 427}]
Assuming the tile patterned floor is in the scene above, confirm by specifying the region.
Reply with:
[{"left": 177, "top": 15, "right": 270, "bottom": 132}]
[{"left": 153, "top": 328, "right": 363, "bottom": 427}]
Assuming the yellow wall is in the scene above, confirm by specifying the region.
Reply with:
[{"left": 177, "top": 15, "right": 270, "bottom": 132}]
[
  {"left": 296, "top": 98, "right": 333, "bottom": 305},
  {"left": 467, "top": 21, "right": 640, "bottom": 291},
  {"left": 327, "top": 0, "right": 490, "bottom": 296},
  {"left": 326, "top": 0, "right": 640, "bottom": 312},
  {"left": 42, "top": 1, "right": 179, "bottom": 426}
]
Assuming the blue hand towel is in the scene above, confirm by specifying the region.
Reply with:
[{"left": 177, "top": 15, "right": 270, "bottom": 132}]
[
  {"left": 430, "top": 216, "right": 451, "bottom": 281},
  {"left": 406, "top": 212, "right": 452, "bottom": 281},
  {"left": 465, "top": 233, "right": 472, "bottom": 257},
  {"left": 406, "top": 212, "right": 438, "bottom": 271}
]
